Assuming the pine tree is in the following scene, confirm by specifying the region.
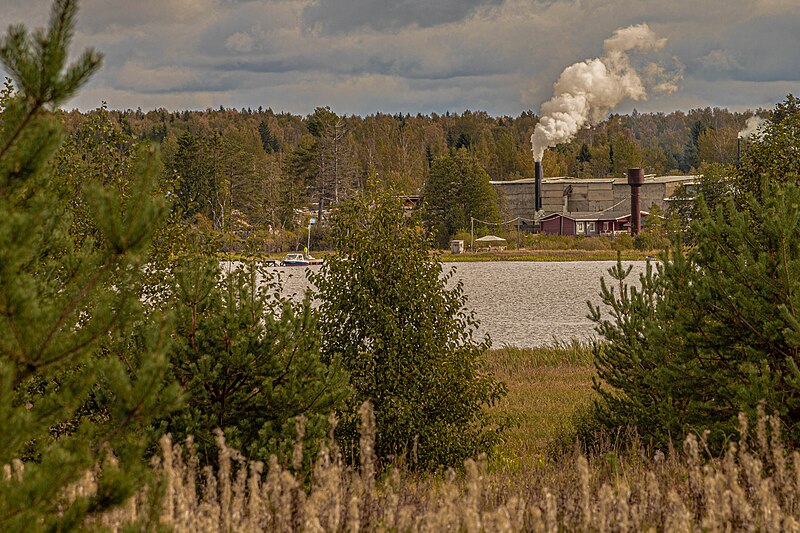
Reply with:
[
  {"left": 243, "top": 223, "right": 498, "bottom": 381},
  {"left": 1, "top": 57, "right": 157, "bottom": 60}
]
[
  {"left": 258, "top": 119, "right": 280, "bottom": 153},
  {"left": 162, "top": 259, "right": 350, "bottom": 468},
  {"left": 0, "top": 1, "right": 180, "bottom": 528},
  {"left": 738, "top": 94, "right": 800, "bottom": 199},
  {"left": 577, "top": 142, "right": 592, "bottom": 165},
  {"left": 170, "top": 130, "right": 216, "bottom": 221},
  {"left": 589, "top": 98, "right": 800, "bottom": 450},
  {"left": 590, "top": 186, "right": 800, "bottom": 450}
]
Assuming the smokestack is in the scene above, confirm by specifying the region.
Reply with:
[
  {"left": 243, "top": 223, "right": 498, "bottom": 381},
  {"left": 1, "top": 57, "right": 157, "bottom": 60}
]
[
  {"left": 534, "top": 161, "right": 543, "bottom": 212},
  {"left": 530, "top": 24, "right": 679, "bottom": 162},
  {"left": 628, "top": 168, "right": 644, "bottom": 236},
  {"left": 737, "top": 137, "right": 741, "bottom": 166}
]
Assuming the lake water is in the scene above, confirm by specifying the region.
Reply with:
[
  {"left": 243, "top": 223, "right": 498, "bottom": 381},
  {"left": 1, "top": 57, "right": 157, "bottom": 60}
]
[{"left": 260, "top": 260, "right": 647, "bottom": 348}]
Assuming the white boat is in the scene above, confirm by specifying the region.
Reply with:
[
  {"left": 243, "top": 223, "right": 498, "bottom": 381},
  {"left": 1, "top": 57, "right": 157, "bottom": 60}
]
[{"left": 280, "top": 253, "right": 310, "bottom": 267}]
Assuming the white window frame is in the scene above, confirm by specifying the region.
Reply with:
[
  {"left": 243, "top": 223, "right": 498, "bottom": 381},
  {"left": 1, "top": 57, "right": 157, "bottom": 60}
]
[
  {"left": 587, "top": 221, "right": 596, "bottom": 233},
  {"left": 576, "top": 221, "right": 585, "bottom": 233}
]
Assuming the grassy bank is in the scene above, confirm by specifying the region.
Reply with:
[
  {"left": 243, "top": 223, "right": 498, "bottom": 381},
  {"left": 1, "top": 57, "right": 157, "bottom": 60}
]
[
  {"left": 485, "top": 342, "right": 596, "bottom": 469},
  {"left": 440, "top": 249, "right": 656, "bottom": 262}
]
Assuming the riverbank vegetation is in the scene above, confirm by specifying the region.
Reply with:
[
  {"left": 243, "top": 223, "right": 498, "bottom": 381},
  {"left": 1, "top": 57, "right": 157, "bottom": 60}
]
[
  {"left": 5, "top": 1, "right": 800, "bottom": 531},
  {"left": 440, "top": 249, "right": 655, "bottom": 262}
]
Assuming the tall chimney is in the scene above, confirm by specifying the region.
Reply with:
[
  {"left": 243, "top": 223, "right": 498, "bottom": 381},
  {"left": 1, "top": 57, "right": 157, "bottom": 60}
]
[
  {"left": 627, "top": 168, "right": 644, "bottom": 236},
  {"left": 534, "top": 161, "right": 543, "bottom": 212},
  {"left": 737, "top": 137, "right": 741, "bottom": 167}
]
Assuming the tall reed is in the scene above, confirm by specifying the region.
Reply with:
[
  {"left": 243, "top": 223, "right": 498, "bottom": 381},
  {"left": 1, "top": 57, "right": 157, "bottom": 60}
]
[{"left": 69, "top": 404, "right": 800, "bottom": 532}]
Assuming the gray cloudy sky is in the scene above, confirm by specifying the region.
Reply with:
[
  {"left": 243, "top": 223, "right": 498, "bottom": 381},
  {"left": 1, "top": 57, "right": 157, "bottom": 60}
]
[{"left": 1, "top": 0, "right": 798, "bottom": 116}]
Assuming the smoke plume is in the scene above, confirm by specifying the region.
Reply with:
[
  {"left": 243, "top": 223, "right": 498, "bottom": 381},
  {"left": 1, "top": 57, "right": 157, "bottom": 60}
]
[
  {"left": 531, "top": 24, "right": 678, "bottom": 162},
  {"left": 738, "top": 116, "right": 766, "bottom": 139}
]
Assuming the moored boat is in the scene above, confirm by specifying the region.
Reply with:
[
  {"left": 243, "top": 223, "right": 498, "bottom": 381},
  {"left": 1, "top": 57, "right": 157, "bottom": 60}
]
[{"left": 280, "top": 253, "right": 310, "bottom": 266}]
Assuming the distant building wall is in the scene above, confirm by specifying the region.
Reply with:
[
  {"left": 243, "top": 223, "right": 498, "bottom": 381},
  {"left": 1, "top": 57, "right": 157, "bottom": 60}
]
[{"left": 492, "top": 175, "right": 697, "bottom": 221}]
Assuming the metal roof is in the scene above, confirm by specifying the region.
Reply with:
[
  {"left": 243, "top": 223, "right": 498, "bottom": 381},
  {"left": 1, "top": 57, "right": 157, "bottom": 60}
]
[
  {"left": 490, "top": 175, "right": 698, "bottom": 186},
  {"left": 540, "top": 210, "right": 650, "bottom": 222}
]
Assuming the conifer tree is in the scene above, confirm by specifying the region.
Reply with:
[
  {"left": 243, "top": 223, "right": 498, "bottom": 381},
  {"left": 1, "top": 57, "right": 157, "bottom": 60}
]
[
  {"left": 0, "top": 1, "right": 180, "bottom": 529},
  {"left": 591, "top": 187, "right": 800, "bottom": 450},
  {"left": 589, "top": 96, "right": 800, "bottom": 451},
  {"left": 738, "top": 94, "right": 800, "bottom": 199},
  {"left": 163, "top": 259, "right": 350, "bottom": 468}
]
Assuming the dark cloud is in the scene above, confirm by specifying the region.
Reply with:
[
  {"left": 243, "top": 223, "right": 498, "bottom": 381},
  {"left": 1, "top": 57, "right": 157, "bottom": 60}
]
[
  {"left": 724, "top": 15, "right": 800, "bottom": 82},
  {"left": 1, "top": 0, "right": 799, "bottom": 115},
  {"left": 302, "top": 0, "right": 503, "bottom": 34},
  {"left": 677, "top": 13, "right": 800, "bottom": 83}
]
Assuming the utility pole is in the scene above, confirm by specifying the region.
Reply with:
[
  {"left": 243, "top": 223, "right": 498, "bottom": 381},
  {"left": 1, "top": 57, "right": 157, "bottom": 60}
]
[
  {"left": 307, "top": 217, "right": 316, "bottom": 257},
  {"left": 470, "top": 217, "right": 474, "bottom": 252}
]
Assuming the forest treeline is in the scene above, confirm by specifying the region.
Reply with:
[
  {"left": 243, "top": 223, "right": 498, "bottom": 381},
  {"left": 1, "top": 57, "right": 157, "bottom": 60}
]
[{"left": 56, "top": 102, "right": 762, "bottom": 236}]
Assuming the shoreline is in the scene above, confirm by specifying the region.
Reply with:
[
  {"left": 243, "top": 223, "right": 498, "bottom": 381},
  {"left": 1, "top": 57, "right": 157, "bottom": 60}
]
[
  {"left": 219, "top": 249, "right": 658, "bottom": 263},
  {"left": 438, "top": 249, "right": 655, "bottom": 262}
]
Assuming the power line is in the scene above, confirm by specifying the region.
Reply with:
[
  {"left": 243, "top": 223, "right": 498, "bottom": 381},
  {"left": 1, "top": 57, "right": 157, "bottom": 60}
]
[
  {"left": 583, "top": 197, "right": 629, "bottom": 217},
  {"left": 471, "top": 215, "right": 536, "bottom": 226},
  {"left": 470, "top": 215, "right": 533, "bottom": 251}
]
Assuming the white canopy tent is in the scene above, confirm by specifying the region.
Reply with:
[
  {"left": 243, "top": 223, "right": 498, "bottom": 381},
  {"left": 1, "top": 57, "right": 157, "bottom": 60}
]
[
  {"left": 473, "top": 234, "right": 507, "bottom": 251},
  {"left": 474, "top": 235, "right": 507, "bottom": 243}
]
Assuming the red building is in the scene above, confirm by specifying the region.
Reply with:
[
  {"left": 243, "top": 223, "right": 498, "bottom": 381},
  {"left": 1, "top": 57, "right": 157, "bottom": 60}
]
[{"left": 539, "top": 211, "right": 650, "bottom": 236}]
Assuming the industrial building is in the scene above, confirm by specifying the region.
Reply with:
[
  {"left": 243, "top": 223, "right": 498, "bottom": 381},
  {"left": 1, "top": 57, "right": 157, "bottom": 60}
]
[{"left": 491, "top": 173, "right": 696, "bottom": 235}]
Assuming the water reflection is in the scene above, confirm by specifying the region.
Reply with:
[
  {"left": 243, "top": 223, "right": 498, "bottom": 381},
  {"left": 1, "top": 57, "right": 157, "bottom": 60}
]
[
  {"left": 258, "top": 261, "right": 647, "bottom": 348},
  {"left": 443, "top": 261, "right": 645, "bottom": 347}
]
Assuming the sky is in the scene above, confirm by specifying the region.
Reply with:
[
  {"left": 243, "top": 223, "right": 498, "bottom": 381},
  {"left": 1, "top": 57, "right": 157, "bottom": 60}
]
[{"left": 1, "top": 0, "right": 798, "bottom": 117}]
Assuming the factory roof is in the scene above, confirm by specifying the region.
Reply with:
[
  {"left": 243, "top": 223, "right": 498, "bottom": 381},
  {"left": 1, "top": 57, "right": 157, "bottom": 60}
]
[{"left": 490, "top": 175, "right": 698, "bottom": 186}]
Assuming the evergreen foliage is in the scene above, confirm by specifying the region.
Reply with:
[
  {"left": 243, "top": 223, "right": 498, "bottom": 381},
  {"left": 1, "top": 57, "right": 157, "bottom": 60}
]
[
  {"left": 258, "top": 119, "right": 280, "bottom": 153},
  {"left": 55, "top": 104, "right": 187, "bottom": 303},
  {"left": 738, "top": 94, "right": 800, "bottom": 199},
  {"left": 0, "top": 1, "right": 180, "bottom": 528},
  {"left": 670, "top": 162, "right": 736, "bottom": 239},
  {"left": 162, "top": 259, "right": 350, "bottom": 467},
  {"left": 591, "top": 187, "right": 800, "bottom": 450},
  {"left": 589, "top": 96, "right": 800, "bottom": 451},
  {"left": 170, "top": 130, "right": 217, "bottom": 221},
  {"left": 311, "top": 187, "right": 507, "bottom": 470},
  {"left": 423, "top": 148, "right": 500, "bottom": 248}
]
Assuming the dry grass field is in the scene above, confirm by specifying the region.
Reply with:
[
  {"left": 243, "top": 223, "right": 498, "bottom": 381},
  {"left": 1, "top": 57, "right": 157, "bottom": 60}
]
[{"left": 20, "top": 344, "right": 800, "bottom": 531}]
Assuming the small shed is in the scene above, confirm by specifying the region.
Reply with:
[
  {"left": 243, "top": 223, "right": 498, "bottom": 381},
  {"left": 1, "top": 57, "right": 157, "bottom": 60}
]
[{"left": 450, "top": 240, "right": 465, "bottom": 254}]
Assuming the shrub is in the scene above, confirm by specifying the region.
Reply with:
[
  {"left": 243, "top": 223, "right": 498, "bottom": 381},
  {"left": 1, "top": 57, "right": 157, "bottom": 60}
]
[
  {"left": 163, "top": 259, "right": 350, "bottom": 468},
  {"left": 573, "top": 236, "right": 613, "bottom": 251},
  {"left": 311, "top": 187, "right": 507, "bottom": 470},
  {"left": 632, "top": 229, "right": 670, "bottom": 251},
  {"left": 611, "top": 232, "right": 633, "bottom": 250}
]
